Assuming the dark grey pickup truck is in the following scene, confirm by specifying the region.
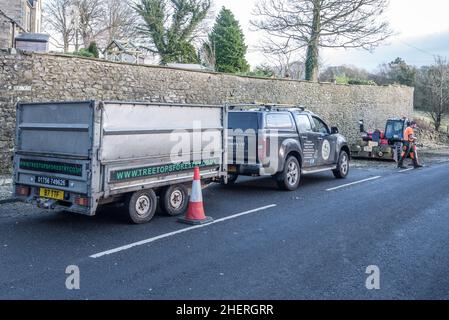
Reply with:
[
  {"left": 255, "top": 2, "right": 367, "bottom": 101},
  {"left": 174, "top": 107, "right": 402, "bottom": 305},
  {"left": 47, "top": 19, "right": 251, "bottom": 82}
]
[{"left": 227, "top": 105, "right": 351, "bottom": 191}]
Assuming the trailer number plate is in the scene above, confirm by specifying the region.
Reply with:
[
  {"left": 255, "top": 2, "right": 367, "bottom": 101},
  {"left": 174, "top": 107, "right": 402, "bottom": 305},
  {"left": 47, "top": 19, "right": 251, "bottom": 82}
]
[{"left": 39, "top": 188, "right": 64, "bottom": 200}]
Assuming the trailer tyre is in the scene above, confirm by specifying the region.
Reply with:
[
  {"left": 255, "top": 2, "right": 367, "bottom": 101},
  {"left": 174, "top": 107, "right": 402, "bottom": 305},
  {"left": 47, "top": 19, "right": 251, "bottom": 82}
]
[
  {"left": 160, "top": 184, "right": 189, "bottom": 216},
  {"left": 126, "top": 189, "right": 157, "bottom": 224}
]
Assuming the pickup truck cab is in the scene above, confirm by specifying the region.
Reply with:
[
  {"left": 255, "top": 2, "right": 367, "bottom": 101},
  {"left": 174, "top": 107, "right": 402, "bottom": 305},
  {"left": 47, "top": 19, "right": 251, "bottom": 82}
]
[{"left": 227, "top": 105, "right": 350, "bottom": 190}]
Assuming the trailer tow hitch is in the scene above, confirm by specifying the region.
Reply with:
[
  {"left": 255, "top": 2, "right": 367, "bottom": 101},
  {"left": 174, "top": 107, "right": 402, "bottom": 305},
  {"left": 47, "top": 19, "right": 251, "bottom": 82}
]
[{"left": 37, "top": 198, "right": 58, "bottom": 209}]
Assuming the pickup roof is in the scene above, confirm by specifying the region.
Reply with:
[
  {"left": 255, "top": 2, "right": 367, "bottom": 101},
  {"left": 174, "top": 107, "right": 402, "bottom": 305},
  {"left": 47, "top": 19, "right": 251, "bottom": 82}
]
[{"left": 227, "top": 106, "right": 351, "bottom": 190}]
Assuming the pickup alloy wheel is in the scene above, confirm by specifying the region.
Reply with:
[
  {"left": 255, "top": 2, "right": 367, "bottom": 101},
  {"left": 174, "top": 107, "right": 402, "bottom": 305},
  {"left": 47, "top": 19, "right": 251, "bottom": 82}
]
[
  {"left": 333, "top": 150, "right": 350, "bottom": 179},
  {"left": 276, "top": 156, "right": 301, "bottom": 191}
]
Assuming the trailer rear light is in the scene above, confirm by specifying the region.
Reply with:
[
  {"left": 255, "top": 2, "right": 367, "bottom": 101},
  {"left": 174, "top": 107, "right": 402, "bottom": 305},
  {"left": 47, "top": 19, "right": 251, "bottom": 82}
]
[
  {"left": 74, "top": 196, "right": 89, "bottom": 207},
  {"left": 16, "top": 185, "right": 30, "bottom": 197}
]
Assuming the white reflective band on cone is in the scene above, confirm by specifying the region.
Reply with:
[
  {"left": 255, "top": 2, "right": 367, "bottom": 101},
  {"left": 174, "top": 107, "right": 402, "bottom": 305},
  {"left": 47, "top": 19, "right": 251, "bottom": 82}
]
[{"left": 190, "top": 180, "right": 203, "bottom": 202}]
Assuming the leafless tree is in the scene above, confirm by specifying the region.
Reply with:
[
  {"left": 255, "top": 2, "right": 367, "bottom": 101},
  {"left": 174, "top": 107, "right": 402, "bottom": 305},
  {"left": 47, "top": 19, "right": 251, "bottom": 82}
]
[
  {"left": 95, "top": 0, "right": 139, "bottom": 48},
  {"left": 258, "top": 38, "right": 306, "bottom": 79},
  {"left": 251, "top": 0, "right": 392, "bottom": 81},
  {"left": 420, "top": 56, "right": 449, "bottom": 132},
  {"left": 43, "top": 0, "right": 75, "bottom": 52},
  {"left": 75, "top": 0, "right": 105, "bottom": 48},
  {"left": 288, "top": 60, "right": 306, "bottom": 80},
  {"left": 319, "top": 64, "right": 369, "bottom": 82},
  {"left": 199, "top": 40, "right": 216, "bottom": 70}
]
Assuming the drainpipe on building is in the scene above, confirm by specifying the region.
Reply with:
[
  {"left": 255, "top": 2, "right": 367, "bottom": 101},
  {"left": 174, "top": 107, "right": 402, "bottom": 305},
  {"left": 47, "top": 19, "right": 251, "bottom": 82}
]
[{"left": 11, "top": 21, "right": 16, "bottom": 48}]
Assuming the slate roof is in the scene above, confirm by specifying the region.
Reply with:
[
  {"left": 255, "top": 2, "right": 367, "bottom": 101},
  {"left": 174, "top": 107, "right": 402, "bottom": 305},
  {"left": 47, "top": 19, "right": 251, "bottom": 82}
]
[{"left": 15, "top": 33, "right": 50, "bottom": 42}]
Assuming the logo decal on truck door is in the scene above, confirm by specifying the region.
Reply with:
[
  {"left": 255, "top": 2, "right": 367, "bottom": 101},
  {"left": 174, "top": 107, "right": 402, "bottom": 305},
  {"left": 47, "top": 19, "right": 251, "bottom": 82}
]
[{"left": 322, "top": 140, "right": 331, "bottom": 161}]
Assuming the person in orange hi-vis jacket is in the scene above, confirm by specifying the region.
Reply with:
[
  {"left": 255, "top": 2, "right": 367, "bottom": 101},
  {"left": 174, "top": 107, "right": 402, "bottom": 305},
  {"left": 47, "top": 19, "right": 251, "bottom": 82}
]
[{"left": 398, "top": 121, "right": 423, "bottom": 169}]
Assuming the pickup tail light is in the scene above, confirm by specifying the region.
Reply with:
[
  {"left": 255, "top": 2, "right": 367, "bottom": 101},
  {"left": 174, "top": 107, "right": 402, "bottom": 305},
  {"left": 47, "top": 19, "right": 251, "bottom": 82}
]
[
  {"left": 16, "top": 185, "right": 30, "bottom": 197},
  {"left": 258, "top": 134, "right": 267, "bottom": 164},
  {"left": 74, "top": 196, "right": 89, "bottom": 207}
]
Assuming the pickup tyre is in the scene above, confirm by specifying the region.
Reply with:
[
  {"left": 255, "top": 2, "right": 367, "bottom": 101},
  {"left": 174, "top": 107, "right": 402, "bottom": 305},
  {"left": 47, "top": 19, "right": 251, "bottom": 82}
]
[
  {"left": 333, "top": 150, "right": 350, "bottom": 179},
  {"left": 227, "top": 174, "right": 239, "bottom": 184},
  {"left": 275, "top": 156, "right": 301, "bottom": 191}
]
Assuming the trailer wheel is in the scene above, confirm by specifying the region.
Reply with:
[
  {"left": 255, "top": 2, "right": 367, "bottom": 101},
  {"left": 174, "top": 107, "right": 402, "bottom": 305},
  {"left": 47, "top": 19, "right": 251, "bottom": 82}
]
[
  {"left": 126, "top": 189, "right": 157, "bottom": 224},
  {"left": 160, "top": 184, "right": 189, "bottom": 216}
]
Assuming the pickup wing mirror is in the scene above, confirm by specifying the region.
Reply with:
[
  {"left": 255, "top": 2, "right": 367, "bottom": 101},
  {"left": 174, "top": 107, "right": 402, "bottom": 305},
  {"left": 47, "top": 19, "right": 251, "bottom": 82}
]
[{"left": 331, "top": 127, "right": 339, "bottom": 134}]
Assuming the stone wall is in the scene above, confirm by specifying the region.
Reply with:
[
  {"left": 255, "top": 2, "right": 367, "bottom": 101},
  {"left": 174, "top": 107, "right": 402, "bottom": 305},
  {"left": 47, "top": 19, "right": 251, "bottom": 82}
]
[
  {"left": 0, "top": 51, "right": 33, "bottom": 173},
  {"left": 0, "top": 51, "right": 414, "bottom": 173}
]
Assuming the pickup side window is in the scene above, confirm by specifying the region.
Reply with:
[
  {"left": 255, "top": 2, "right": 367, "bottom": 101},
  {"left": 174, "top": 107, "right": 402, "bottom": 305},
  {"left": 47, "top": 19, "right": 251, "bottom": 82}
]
[
  {"left": 295, "top": 114, "right": 313, "bottom": 132},
  {"left": 312, "top": 117, "right": 330, "bottom": 135},
  {"left": 266, "top": 113, "right": 294, "bottom": 130}
]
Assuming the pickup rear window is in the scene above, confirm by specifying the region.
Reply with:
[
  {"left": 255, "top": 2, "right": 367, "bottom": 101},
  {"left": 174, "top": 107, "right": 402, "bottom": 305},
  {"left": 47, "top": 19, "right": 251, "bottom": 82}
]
[{"left": 228, "top": 112, "right": 259, "bottom": 131}]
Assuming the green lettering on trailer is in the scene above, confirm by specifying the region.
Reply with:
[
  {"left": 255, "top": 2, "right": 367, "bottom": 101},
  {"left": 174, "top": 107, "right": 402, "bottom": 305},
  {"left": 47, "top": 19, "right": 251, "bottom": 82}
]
[
  {"left": 19, "top": 159, "right": 83, "bottom": 176},
  {"left": 110, "top": 159, "right": 220, "bottom": 182}
]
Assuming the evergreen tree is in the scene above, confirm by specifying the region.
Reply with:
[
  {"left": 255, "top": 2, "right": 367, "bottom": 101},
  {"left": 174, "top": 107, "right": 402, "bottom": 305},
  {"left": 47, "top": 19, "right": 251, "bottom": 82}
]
[
  {"left": 165, "top": 41, "right": 199, "bottom": 64},
  {"left": 389, "top": 57, "right": 416, "bottom": 87},
  {"left": 135, "top": 0, "right": 210, "bottom": 64},
  {"left": 209, "top": 7, "right": 249, "bottom": 73},
  {"left": 373, "top": 58, "right": 417, "bottom": 86},
  {"left": 87, "top": 41, "right": 100, "bottom": 58}
]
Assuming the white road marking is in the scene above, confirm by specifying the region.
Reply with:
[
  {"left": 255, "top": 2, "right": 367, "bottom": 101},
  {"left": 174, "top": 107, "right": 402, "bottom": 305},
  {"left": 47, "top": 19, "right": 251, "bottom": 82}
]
[
  {"left": 326, "top": 176, "right": 382, "bottom": 192},
  {"left": 399, "top": 168, "right": 414, "bottom": 173},
  {"left": 90, "top": 204, "right": 277, "bottom": 259}
]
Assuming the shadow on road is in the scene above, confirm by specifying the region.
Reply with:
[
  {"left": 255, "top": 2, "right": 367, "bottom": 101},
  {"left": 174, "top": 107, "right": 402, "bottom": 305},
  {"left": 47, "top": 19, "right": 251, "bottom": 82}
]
[{"left": 215, "top": 174, "right": 335, "bottom": 192}]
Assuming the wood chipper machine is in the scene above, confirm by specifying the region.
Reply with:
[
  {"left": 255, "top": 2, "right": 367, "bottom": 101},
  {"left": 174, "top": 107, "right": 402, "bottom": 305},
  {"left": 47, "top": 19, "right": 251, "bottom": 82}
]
[{"left": 350, "top": 118, "right": 410, "bottom": 161}]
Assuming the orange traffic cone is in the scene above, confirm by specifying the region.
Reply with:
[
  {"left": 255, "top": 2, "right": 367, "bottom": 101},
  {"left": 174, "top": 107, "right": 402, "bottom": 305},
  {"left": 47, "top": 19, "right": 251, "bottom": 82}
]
[{"left": 178, "top": 166, "right": 214, "bottom": 225}]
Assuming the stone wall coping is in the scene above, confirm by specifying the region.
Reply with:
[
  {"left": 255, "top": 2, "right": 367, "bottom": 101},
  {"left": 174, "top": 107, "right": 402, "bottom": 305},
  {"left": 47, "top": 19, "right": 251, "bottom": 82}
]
[{"left": 19, "top": 51, "right": 414, "bottom": 90}]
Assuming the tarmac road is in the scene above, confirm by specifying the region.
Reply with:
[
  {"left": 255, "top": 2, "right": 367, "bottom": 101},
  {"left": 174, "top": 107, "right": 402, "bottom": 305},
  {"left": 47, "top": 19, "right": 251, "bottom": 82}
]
[{"left": 0, "top": 161, "right": 449, "bottom": 299}]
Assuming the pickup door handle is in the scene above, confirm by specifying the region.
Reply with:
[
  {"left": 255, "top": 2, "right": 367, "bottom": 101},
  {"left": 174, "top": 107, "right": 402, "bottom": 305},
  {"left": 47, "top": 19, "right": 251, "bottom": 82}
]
[
  {"left": 301, "top": 136, "right": 308, "bottom": 139},
  {"left": 317, "top": 137, "right": 324, "bottom": 141}
]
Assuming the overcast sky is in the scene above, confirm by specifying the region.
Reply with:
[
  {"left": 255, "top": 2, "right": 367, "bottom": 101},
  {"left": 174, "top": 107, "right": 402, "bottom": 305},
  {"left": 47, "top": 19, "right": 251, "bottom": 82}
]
[{"left": 213, "top": 0, "right": 449, "bottom": 71}]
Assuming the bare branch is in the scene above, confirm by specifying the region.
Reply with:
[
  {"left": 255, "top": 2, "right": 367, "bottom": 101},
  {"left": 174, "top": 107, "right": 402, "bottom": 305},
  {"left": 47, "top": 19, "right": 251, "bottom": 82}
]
[
  {"left": 251, "top": 0, "right": 393, "bottom": 81},
  {"left": 43, "top": 0, "right": 75, "bottom": 52},
  {"left": 418, "top": 56, "right": 449, "bottom": 131}
]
